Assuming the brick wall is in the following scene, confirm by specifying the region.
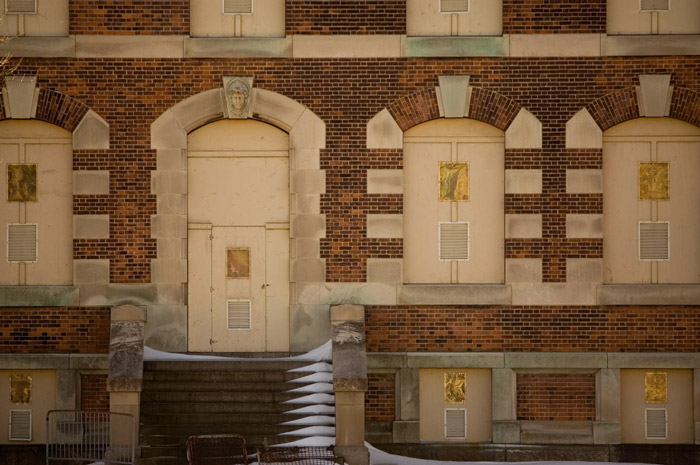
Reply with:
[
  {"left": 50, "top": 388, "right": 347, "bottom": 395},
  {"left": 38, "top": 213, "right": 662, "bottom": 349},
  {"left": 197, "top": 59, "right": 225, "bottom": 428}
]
[
  {"left": 366, "top": 373, "right": 396, "bottom": 421},
  {"left": 365, "top": 306, "right": 700, "bottom": 352},
  {"left": 286, "top": 0, "right": 406, "bottom": 35},
  {"left": 69, "top": 0, "right": 189, "bottom": 35},
  {"left": 0, "top": 307, "right": 111, "bottom": 353},
  {"left": 14, "top": 57, "right": 700, "bottom": 283},
  {"left": 503, "top": 0, "right": 607, "bottom": 34},
  {"left": 517, "top": 373, "right": 596, "bottom": 421},
  {"left": 80, "top": 374, "right": 109, "bottom": 411}
]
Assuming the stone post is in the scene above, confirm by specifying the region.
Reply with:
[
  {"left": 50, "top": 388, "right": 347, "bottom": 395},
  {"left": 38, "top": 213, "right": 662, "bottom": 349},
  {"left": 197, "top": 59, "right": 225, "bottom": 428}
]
[
  {"left": 331, "top": 304, "right": 369, "bottom": 465},
  {"left": 107, "top": 305, "right": 145, "bottom": 444}
]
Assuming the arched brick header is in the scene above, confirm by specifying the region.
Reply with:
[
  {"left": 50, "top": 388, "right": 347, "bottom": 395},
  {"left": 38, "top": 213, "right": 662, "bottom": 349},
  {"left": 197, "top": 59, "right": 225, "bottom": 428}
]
[
  {"left": 34, "top": 89, "right": 90, "bottom": 132},
  {"left": 585, "top": 86, "right": 700, "bottom": 131},
  {"left": 386, "top": 86, "right": 522, "bottom": 132}
]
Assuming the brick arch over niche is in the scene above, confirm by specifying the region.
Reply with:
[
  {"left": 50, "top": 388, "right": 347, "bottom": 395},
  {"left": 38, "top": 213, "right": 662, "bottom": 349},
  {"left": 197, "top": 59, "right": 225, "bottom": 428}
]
[{"left": 149, "top": 85, "right": 328, "bottom": 353}]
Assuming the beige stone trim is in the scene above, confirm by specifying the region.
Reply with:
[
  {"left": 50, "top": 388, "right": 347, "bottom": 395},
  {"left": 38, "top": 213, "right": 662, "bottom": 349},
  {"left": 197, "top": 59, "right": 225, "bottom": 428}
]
[
  {"left": 512, "top": 282, "right": 597, "bottom": 305},
  {"left": 330, "top": 303, "right": 364, "bottom": 322},
  {"left": 367, "top": 258, "right": 402, "bottom": 284},
  {"left": 78, "top": 283, "right": 157, "bottom": 306},
  {"left": 510, "top": 33, "right": 601, "bottom": 57},
  {"left": 290, "top": 258, "right": 326, "bottom": 283},
  {"left": 144, "top": 305, "right": 187, "bottom": 352},
  {"left": 292, "top": 194, "right": 321, "bottom": 215},
  {"left": 566, "top": 108, "right": 602, "bottom": 149},
  {"left": 291, "top": 214, "right": 326, "bottom": 238},
  {"left": 289, "top": 304, "right": 331, "bottom": 352},
  {"left": 607, "top": 353, "right": 700, "bottom": 369},
  {"left": 75, "top": 35, "right": 184, "bottom": 58},
  {"left": 73, "top": 110, "right": 110, "bottom": 149},
  {"left": 151, "top": 170, "right": 187, "bottom": 195},
  {"left": 73, "top": 214, "right": 110, "bottom": 239},
  {"left": 156, "top": 194, "right": 186, "bottom": 215},
  {"left": 0, "top": 36, "right": 75, "bottom": 57},
  {"left": 566, "top": 169, "right": 602, "bottom": 193},
  {"left": 291, "top": 170, "right": 326, "bottom": 194},
  {"left": 637, "top": 74, "right": 673, "bottom": 117},
  {"left": 597, "top": 284, "right": 700, "bottom": 305},
  {"left": 566, "top": 214, "right": 603, "bottom": 238},
  {"left": 151, "top": 258, "right": 187, "bottom": 283},
  {"left": 602, "top": 34, "right": 700, "bottom": 57},
  {"left": 367, "top": 169, "right": 403, "bottom": 194},
  {"left": 366, "top": 214, "right": 403, "bottom": 239},
  {"left": 567, "top": 258, "right": 603, "bottom": 283},
  {"left": 151, "top": 214, "right": 187, "bottom": 238},
  {"left": 505, "top": 108, "right": 542, "bottom": 149},
  {"left": 505, "top": 169, "right": 542, "bottom": 194},
  {"left": 253, "top": 88, "right": 306, "bottom": 132},
  {"left": 292, "top": 35, "right": 402, "bottom": 58},
  {"left": 170, "top": 88, "right": 224, "bottom": 133},
  {"left": 156, "top": 149, "right": 186, "bottom": 171},
  {"left": 406, "top": 353, "right": 504, "bottom": 368},
  {"left": 366, "top": 109, "right": 403, "bottom": 149},
  {"left": 437, "top": 75, "right": 471, "bottom": 118},
  {"left": 73, "top": 170, "right": 109, "bottom": 195},
  {"left": 398, "top": 284, "right": 511, "bottom": 305},
  {"left": 506, "top": 353, "right": 608, "bottom": 369},
  {"left": 505, "top": 258, "right": 542, "bottom": 283},
  {"left": 73, "top": 259, "right": 110, "bottom": 284},
  {"left": 3, "top": 75, "right": 38, "bottom": 119},
  {"left": 505, "top": 214, "right": 542, "bottom": 238}
]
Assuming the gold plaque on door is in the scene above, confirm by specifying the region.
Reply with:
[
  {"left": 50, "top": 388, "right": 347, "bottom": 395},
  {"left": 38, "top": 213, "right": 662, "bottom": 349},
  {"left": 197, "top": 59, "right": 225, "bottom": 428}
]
[
  {"left": 444, "top": 372, "right": 466, "bottom": 403},
  {"left": 639, "top": 162, "right": 669, "bottom": 201},
  {"left": 439, "top": 162, "right": 469, "bottom": 202},
  {"left": 226, "top": 248, "right": 250, "bottom": 279},
  {"left": 10, "top": 374, "right": 32, "bottom": 404},
  {"left": 7, "top": 164, "right": 37, "bottom": 202},
  {"left": 645, "top": 372, "right": 667, "bottom": 404}
]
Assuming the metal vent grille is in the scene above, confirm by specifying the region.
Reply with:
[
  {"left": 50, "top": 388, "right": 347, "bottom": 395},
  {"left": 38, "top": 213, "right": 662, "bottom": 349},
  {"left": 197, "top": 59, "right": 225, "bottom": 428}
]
[
  {"left": 223, "top": 0, "right": 252, "bottom": 14},
  {"left": 227, "top": 300, "right": 251, "bottom": 330},
  {"left": 7, "top": 223, "right": 37, "bottom": 262},
  {"left": 640, "top": 0, "right": 670, "bottom": 11},
  {"left": 439, "top": 222, "right": 469, "bottom": 261},
  {"left": 444, "top": 408, "right": 466, "bottom": 439},
  {"left": 6, "top": 0, "right": 36, "bottom": 14},
  {"left": 440, "top": 0, "right": 469, "bottom": 13},
  {"left": 9, "top": 410, "right": 31, "bottom": 441},
  {"left": 645, "top": 408, "right": 667, "bottom": 439},
  {"left": 639, "top": 221, "right": 670, "bottom": 261}
]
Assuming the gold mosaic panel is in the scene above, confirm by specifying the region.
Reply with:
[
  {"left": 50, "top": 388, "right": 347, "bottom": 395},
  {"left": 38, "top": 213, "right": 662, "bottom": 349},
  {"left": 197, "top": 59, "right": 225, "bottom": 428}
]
[
  {"left": 226, "top": 248, "right": 250, "bottom": 279},
  {"left": 439, "top": 162, "right": 469, "bottom": 202},
  {"left": 444, "top": 372, "right": 466, "bottom": 404},
  {"left": 639, "top": 162, "right": 669, "bottom": 201},
  {"left": 645, "top": 372, "right": 668, "bottom": 404},
  {"left": 7, "top": 164, "right": 37, "bottom": 202},
  {"left": 10, "top": 374, "right": 32, "bottom": 404}
]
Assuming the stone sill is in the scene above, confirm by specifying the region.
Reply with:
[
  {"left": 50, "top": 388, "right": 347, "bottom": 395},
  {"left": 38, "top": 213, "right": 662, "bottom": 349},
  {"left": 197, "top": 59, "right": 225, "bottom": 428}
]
[
  {"left": 520, "top": 421, "right": 594, "bottom": 445},
  {"left": 2, "top": 34, "right": 698, "bottom": 58},
  {"left": 0, "top": 353, "right": 108, "bottom": 370},
  {"left": 597, "top": 284, "right": 700, "bottom": 305},
  {"left": 398, "top": 284, "right": 511, "bottom": 305},
  {"left": 0, "top": 285, "right": 78, "bottom": 306}
]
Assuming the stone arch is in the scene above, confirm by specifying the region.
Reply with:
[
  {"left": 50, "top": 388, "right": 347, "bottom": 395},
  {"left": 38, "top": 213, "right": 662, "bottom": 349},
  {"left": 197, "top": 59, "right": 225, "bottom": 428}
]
[{"left": 149, "top": 85, "right": 327, "bottom": 352}]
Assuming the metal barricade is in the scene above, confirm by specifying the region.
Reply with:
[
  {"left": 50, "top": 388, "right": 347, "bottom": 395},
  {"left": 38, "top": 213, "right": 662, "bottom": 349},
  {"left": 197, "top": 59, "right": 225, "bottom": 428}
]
[
  {"left": 257, "top": 446, "right": 343, "bottom": 465},
  {"left": 46, "top": 410, "right": 135, "bottom": 465},
  {"left": 186, "top": 434, "right": 249, "bottom": 465}
]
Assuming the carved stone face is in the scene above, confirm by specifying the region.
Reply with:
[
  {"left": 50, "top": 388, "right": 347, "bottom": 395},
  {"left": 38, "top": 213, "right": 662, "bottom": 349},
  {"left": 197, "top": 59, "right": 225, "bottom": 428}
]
[{"left": 230, "top": 88, "right": 248, "bottom": 110}]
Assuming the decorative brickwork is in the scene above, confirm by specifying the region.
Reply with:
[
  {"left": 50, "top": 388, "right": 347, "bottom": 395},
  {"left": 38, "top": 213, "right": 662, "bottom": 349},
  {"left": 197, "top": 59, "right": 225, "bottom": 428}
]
[
  {"left": 286, "top": 0, "right": 406, "bottom": 35},
  {"left": 34, "top": 89, "right": 90, "bottom": 132},
  {"left": 366, "top": 373, "right": 396, "bottom": 421},
  {"left": 387, "top": 89, "right": 441, "bottom": 132},
  {"left": 670, "top": 88, "right": 700, "bottom": 128},
  {"left": 468, "top": 87, "right": 522, "bottom": 131},
  {"left": 503, "top": 0, "right": 607, "bottom": 34},
  {"left": 586, "top": 87, "right": 640, "bottom": 131},
  {"left": 0, "top": 307, "right": 111, "bottom": 353},
  {"left": 517, "top": 373, "right": 596, "bottom": 421},
  {"left": 365, "top": 306, "right": 700, "bottom": 353},
  {"left": 80, "top": 374, "right": 109, "bottom": 411},
  {"left": 69, "top": 0, "right": 189, "bottom": 35}
]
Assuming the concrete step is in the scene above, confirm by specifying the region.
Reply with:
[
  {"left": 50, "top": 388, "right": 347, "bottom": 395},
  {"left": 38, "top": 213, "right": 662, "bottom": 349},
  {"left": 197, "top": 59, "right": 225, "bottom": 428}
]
[
  {"left": 141, "top": 402, "right": 301, "bottom": 415},
  {"left": 141, "top": 432, "right": 308, "bottom": 448},
  {"left": 140, "top": 390, "right": 308, "bottom": 404},
  {"left": 144, "top": 360, "right": 315, "bottom": 372},
  {"left": 143, "top": 370, "right": 308, "bottom": 383},
  {"left": 140, "top": 412, "right": 308, "bottom": 425},
  {"left": 140, "top": 423, "right": 305, "bottom": 439},
  {"left": 142, "top": 380, "right": 305, "bottom": 392}
]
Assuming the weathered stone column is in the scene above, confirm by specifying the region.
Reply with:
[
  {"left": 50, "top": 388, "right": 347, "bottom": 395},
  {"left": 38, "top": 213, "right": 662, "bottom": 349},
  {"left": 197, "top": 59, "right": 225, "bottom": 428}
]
[
  {"left": 107, "top": 305, "right": 145, "bottom": 441},
  {"left": 331, "top": 304, "right": 369, "bottom": 465}
]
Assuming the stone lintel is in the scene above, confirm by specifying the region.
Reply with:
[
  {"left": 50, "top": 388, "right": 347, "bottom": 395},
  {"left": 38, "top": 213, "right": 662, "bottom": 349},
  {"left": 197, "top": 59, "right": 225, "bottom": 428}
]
[
  {"left": 106, "top": 378, "right": 143, "bottom": 393},
  {"left": 333, "top": 377, "right": 368, "bottom": 392},
  {"left": 0, "top": 285, "right": 79, "bottom": 306}
]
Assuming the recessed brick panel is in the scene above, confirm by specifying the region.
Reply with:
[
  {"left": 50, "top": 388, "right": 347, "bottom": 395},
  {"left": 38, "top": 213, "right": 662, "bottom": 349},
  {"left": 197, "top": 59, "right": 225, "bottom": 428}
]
[
  {"left": 503, "top": 0, "right": 607, "bottom": 34},
  {"left": 366, "top": 373, "right": 396, "bottom": 421},
  {"left": 80, "top": 374, "right": 109, "bottom": 412},
  {"left": 517, "top": 373, "right": 596, "bottom": 421}
]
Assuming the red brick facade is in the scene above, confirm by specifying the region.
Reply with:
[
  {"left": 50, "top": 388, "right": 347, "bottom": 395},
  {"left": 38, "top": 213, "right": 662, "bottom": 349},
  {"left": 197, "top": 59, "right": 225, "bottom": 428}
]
[
  {"left": 503, "top": 0, "right": 607, "bottom": 34},
  {"left": 366, "top": 373, "right": 396, "bottom": 422},
  {"left": 365, "top": 306, "right": 700, "bottom": 353},
  {"left": 286, "top": 0, "right": 406, "bottom": 35},
  {"left": 80, "top": 374, "right": 110, "bottom": 411},
  {"left": 0, "top": 307, "right": 111, "bottom": 353},
  {"left": 517, "top": 373, "right": 596, "bottom": 421},
  {"left": 69, "top": 0, "right": 189, "bottom": 35}
]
